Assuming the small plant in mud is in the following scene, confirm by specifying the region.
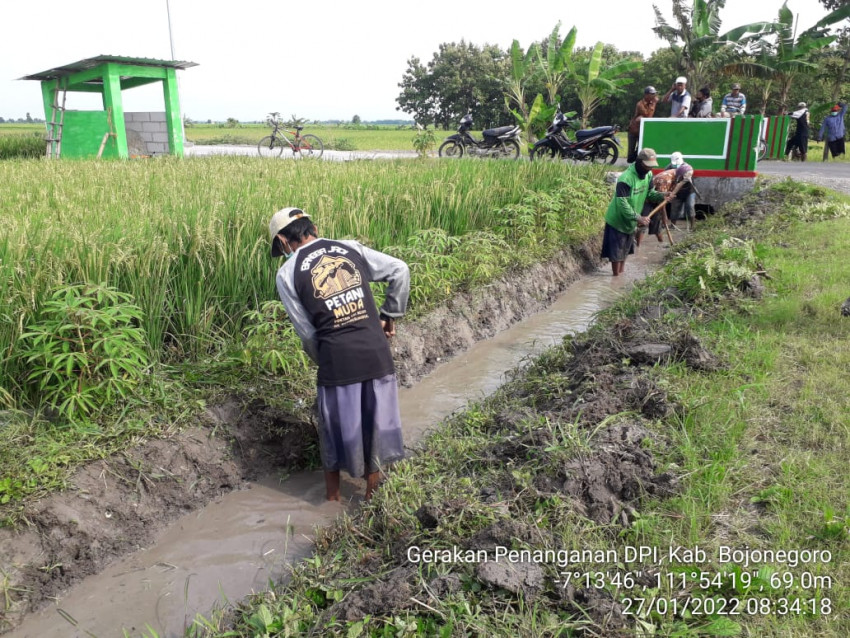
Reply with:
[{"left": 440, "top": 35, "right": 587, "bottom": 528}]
[{"left": 17, "top": 284, "right": 150, "bottom": 419}]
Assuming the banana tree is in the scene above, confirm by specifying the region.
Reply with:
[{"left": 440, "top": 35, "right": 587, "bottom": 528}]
[
  {"left": 535, "top": 23, "right": 577, "bottom": 105},
  {"left": 504, "top": 39, "right": 538, "bottom": 142},
  {"left": 766, "top": 2, "right": 850, "bottom": 113},
  {"left": 653, "top": 0, "right": 769, "bottom": 91},
  {"left": 572, "top": 42, "right": 642, "bottom": 127}
]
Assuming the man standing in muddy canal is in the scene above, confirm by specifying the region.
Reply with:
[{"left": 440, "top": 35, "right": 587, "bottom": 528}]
[
  {"left": 269, "top": 207, "right": 410, "bottom": 501},
  {"left": 602, "top": 148, "right": 672, "bottom": 276}
]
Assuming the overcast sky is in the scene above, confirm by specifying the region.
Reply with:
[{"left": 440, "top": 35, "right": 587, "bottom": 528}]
[{"left": 0, "top": 0, "right": 835, "bottom": 122}]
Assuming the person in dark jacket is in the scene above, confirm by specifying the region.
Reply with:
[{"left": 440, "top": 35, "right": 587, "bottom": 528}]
[
  {"left": 602, "top": 148, "right": 671, "bottom": 276},
  {"left": 269, "top": 207, "right": 410, "bottom": 501},
  {"left": 691, "top": 87, "right": 713, "bottom": 118},
  {"left": 785, "top": 102, "right": 809, "bottom": 161}
]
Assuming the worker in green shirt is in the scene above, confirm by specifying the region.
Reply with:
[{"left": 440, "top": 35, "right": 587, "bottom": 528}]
[{"left": 602, "top": 148, "right": 671, "bottom": 276}]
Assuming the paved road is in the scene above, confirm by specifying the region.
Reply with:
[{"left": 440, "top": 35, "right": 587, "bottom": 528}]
[
  {"left": 185, "top": 144, "right": 417, "bottom": 161},
  {"left": 756, "top": 159, "right": 850, "bottom": 195}
]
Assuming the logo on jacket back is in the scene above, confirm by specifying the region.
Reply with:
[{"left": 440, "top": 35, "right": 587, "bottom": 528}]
[
  {"left": 311, "top": 255, "right": 368, "bottom": 324},
  {"left": 312, "top": 255, "right": 360, "bottom": 299}
]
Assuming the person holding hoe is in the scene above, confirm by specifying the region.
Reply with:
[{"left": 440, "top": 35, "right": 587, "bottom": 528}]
[
  {"left": 269, "top": 207, "right": 410, "bottom": 501},
  {"left": 665, "top": 152, "right": 697, "bottom": 232},
  {"left": 602, "top": 148, "right": 672, "bottom": 276}
]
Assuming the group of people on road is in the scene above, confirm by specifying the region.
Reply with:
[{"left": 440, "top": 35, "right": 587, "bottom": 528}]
[
  {"left": 627, "top": 78, "right": 748, "bottom": 163},
  {"left": 616, "top": 74, "right": 848, "bottom": 277},
  {"left": 785, "top": 100, "right": 846, "bottom": 161}
]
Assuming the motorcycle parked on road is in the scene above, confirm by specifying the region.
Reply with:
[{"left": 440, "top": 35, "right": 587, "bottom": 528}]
[
  {"left": 438, "top": 113, "right": 522, "bottom": 160},
  {"left": 529, "top": 109, "right": 620, "bottom": 164}
]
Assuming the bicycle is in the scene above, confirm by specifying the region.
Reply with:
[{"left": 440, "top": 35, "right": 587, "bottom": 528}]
[{"left": 258, "top": 113, "right": 324, "bottom": 158}]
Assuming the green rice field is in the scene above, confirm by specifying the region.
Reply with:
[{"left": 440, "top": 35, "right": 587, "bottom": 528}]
[
  {"left": 0, "top": 122, "right": 456, "bottom": 151},
  {"left": 0, "top": 156, "right": 607, "bottom": 415}
]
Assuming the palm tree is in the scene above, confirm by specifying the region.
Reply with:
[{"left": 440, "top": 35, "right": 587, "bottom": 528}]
[{"left": 763, "top": 2, "right": 850, "bottom": 113}]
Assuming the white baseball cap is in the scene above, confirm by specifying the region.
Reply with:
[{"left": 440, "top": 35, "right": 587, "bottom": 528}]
[
  {"left": 670, "top": 151, "right": 684, "bottom": 167},
  {"left": 269, "top": 207, "right": 310, "bottom": 257},
  {"left": 675, "top": 76, "right": 687, "bottom": 84}
]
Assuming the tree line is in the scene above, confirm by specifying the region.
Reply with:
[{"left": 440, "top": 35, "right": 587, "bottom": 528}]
[{"left": 396, "top": 0, "right": 850, "bottom": 136}]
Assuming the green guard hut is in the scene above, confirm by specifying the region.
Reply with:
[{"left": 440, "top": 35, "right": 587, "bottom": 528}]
[{"left": 21, "top": 55, "right": 197, "bottom": 159}]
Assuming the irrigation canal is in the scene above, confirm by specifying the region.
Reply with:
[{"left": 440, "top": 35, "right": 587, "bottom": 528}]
[{"left": 9, "top": 240, "right": 668, "bottom": 638}]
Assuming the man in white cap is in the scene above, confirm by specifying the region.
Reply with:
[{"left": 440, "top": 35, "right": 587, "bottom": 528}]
[
  {"left": 663, "top": 77, "right": 691, "bottom": 118},
  {"left": 269, "top": 207, "right": 410, "bottom": 501}
]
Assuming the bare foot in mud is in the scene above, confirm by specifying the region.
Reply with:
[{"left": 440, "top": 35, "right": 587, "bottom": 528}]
[
  {"left": 364, "top": 471, "right": 383, "bottom": 500},
  {"left": 325, "top": 470, "right": 341, "bottom": 501}
]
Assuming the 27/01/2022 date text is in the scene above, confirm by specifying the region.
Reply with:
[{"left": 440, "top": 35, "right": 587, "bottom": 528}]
[{"left": 622, "top": 596, "right": 832, "bottom": 616}]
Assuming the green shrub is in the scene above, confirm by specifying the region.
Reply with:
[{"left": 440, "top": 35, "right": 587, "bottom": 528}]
[
  {"left": 412, "top": 127, "right": 436, "bottom": 157},
  {"left": 239, "top": 301, "right": 311, "bottom": 376},
  {"left": 17, "top": 284, "right": 150, "bottom": 419}
]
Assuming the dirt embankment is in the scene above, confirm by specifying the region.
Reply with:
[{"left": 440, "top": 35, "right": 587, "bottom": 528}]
[{"left": 0, "top": 239, "right": 601, "bottom": 633}]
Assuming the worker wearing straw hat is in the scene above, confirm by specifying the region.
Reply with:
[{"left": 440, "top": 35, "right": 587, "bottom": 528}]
[{"left": 269, "top": 207, "right": 410, "bottom": 501}]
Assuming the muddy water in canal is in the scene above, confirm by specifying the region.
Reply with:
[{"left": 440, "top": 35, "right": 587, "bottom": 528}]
[{"left": 10, "top": 242, "right": 667, "bottom": 638}]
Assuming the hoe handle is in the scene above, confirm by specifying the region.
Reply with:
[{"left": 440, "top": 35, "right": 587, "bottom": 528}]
[{"left": 646, "top": 180, "right": 686, "bottom": 219}]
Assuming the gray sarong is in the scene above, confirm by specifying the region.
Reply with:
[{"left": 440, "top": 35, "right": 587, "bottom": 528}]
[
  {"left": 601, "top": 223, "right": 635, "bottom": 262},
  {"left": 316, "top": 373, "right": 405, "bottom": 478}
]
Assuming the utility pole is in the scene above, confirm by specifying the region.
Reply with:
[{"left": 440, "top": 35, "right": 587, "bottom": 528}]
[
  {"left": 166, "top": 0, "right": 176, "bottom": 59},
  {"left": 166, "top": 0, "right": 187, "bottom": 144}
]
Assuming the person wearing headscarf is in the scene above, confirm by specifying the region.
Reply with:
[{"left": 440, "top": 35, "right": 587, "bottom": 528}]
[
  {"left": 665, "top": 152, "right": 697, "bottom": 232},
  {"left": 817, "top": 102, "right": 846, "bottom": 159}
]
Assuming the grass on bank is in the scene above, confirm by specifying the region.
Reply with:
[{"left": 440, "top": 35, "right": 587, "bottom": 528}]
[
  {"left": 196, "top": 179, "right": 849, "bottom": 637},
  {"left": 0, "top": 157, "right": 609, "bottom": 520}
]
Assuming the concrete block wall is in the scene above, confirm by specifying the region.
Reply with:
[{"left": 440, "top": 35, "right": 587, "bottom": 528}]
[{"left": 124, "top": 112, "right": 170, "bottom": 155}]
